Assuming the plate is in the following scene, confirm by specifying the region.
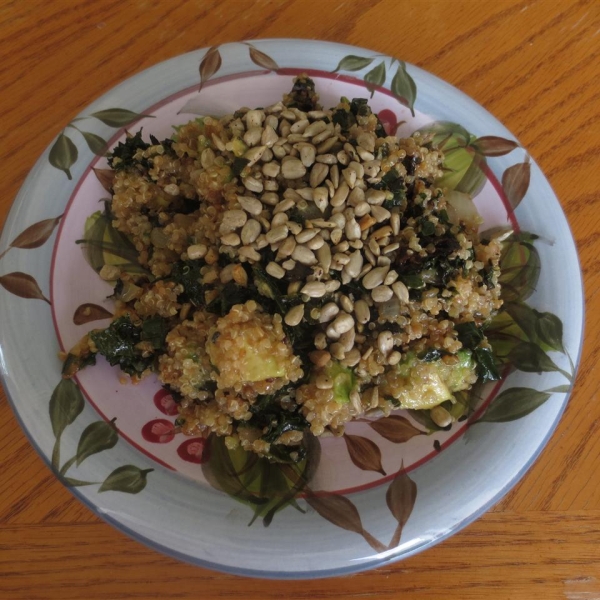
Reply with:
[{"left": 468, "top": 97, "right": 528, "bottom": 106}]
[{"left": 0, "top": 39, "right": 584, "bottom": 578}]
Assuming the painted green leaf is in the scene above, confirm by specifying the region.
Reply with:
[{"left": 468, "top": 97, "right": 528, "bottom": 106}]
[
  {"left": 535, "top": 312, "right": 564, "bottom": 352},
  {"left": 391, "top": 62, "right": 417, "bottom": 117},
  {"left": 454, "top": 151, "right": 487, "bottom": 196},
  {"left": 386, "top": 463, "right": 417, "bottom": 548},
  {"left": 368, "top": 415, "right": 423, "bottom": 443},
  {"left": 80, "top": 131, "right": 109, "bottom": 156},
  {"left": 498, "top": 237, "right": 540, "bottom": 302},
  {"left": 78, "top": 209, "right": 148, "bottom": 276},
  {"left": 417, "top": 121, "right": 471, "bottom": 147},
  {"left": 76, "top": 419, "right": 118, "bottom": 466},
  {"left": 504, "top": 301, "right": 540, "bottom": 343},
  {"left": 508, "top": 342, "right": 561, "bottom": 374},
  {"left": 90, "top": 109, "right": 151, "bottom": 128},
  {"left": 407, "top": 408, "right": 442, "bottom": 432},
  {"left": 63, "top": 477, "right": 98, "bottom": 487},
  {"left": 343, "top": 434, "right": 386, "bottom": 475},
  {"left": 248, "top": 46, "right": 279, "bottom": 71},
  {"left": 201, "top": 434, "right": 320, "bottom": 526},
  {"left": 502, "top": 160, "right": 531, "bottom": 210},
  {"left": 98, "top": 465, "right": 153, "bottom": 493},
  {"left": 333, "top": 55, "right": 375, "bottom": 73},
  {"left": 472, "top": 136, "right": 519, "bottom": 157},
  {"left": 6, "top": 216, "right": 62, "bottom": 250},
  {"left": 49, "top": 133, "right": 78, "bottom": 179},
  {"left": 364, "top": 62, "right": 386, "bottom": 97},
  {"left": 49, "top": 379, "right": 85, "bottom": 440},
  {"left": 199, "top": 46, "right": 222, "bottom": 91},
  {"left": 478, "top": 387, "right": 551, "bottom": 423},
  {"left": 546, "top": 384, "right": 571, "bottom": 393}
]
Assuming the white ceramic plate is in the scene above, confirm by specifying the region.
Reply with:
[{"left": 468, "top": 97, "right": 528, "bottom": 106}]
[{"left": 0, "top": 39, "right": 584, "bottom": 578}]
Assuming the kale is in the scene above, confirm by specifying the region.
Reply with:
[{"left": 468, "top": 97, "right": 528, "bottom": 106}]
[
  {"left": 107, "top": 130, "right": 150, "bottom": 171},
  {"left": 90, "top": 314, "right": 168, "bottom": 377},
  {"left": 232, "top": 157, "right": 250, "bottom": 177},
  {"left": 206, "top": 280, "right": 255, "bottom": 317},
  {"left": 402, "top": 154, "right": 422, "bottom": 176},
  {"left": 418, "top": 348, "right": 448, "bottom": 362},
  {"left": 332, "top": 108, "right": 356, "bottom": 133},
  {"left": 248, "top": 388, "right": 309, "bottom": 453},
  {"left": 284, "top": 75, "right": 319, "bottom": 112},
  {"left": 350, "top": 98, "right": 370, "bottom": 117},
  {"left": 455, "top": 322, "right": 500, "bottom": 382},
  {"left": 169, "top": 261, "right": 205, "bottom": 306},
  {"left": 373, "top": 168, "right": 408, "bottom": 211},
  {"left": 140, "top": 316, "right": 170, "bottom": 351},
  {"left": 61, "top": 351, "right": 97, "bottom": 378}
]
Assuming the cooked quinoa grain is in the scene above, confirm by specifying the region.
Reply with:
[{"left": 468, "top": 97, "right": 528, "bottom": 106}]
[{"left": 66, "top": 76, "right": 505, "bottom": 462}]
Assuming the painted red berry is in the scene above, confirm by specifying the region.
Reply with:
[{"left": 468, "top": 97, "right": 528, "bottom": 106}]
[
  {"left": 141, "top": 419, "right": 175, "bottom": 443},
  {"left": 378, "top": 109, "right": 398, "bottom": 136},
  {"left": 177, "top": 438, "right": 209, "bottom": 464},
  {"left": 153, "top": 389, "right": 179, "bottom": 416}
]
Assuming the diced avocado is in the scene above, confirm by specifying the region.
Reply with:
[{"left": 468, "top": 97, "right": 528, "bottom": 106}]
[
  {"left": 231, "top": 138, "right": 248, "bottom": 157},
  {"left": 381, "top": 350, "right": 476, "bottom": 410},
  {"left": 440, "top": 350, "right": 476, "bottom": 392},
  {"left": 327, "top": 361, "right": 355, "bottom": 404},
  {"left": 241, "top": 351, "right": 287, "bottom": 382}
]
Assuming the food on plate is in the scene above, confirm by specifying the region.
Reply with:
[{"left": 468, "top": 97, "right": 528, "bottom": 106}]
[{"left": 63, "top": 75, "right": 503, "bottom": 462}]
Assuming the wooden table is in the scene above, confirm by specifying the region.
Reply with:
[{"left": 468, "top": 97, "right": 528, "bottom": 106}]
[{"left": 1, "top": 1, "right": 599, "bottom": 597}]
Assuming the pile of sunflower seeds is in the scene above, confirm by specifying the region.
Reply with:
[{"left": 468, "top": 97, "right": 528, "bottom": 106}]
[{"left": 186, "top": 97, "right": 444, "bottom": 378}]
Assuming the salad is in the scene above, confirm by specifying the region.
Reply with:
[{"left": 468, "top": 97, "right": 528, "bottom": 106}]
[{"left": 63, "top": 75, "right": 504, "bottom": 463}]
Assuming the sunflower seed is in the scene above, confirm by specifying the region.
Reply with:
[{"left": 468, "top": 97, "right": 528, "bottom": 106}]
[
  {"left": 301, "top": 281, "right": 327, "bottom": 297},
  {"left": 316, "top": 243, "right": 331, "bottom": 273},
  {"left": 384, "top": 269, "right": 399, "bottom": 285},
  {"left": 266, "top": 225, "right": 289, "bottom": 244},
  {"left": 345, "top": 218, "right": 361, "bottom": 241},
  {"left": 262, "top": 161, "right": 281, "bottom": 178},
  {"left": 243, "top": 127, "right": 262, "bottom": 147},
  {"left": 266, "top": 261, "right": 286, "bottom": 279},
  {"left": 316, "top": 153, "right": 338, "bottom": 165},
  {"left": 370, "top": 205, "right": 391, "bottom": 223},
  {"left": 292, "top": 244, "right": 317, "bottom": 265},
  {"left": 220, "top": 210, "right": 247, "bottom": 233},
  {"left": 343, "top": 250, "right": 363, "bottom": 279},
  {"left": 392, "top": 281, "right": 410, "bottom": 303},
  {"left": 388, "top": 351, "right": 402, "bottom": 365},
  {"left": 290, "top": 119, "right": 309, "bottom": 134},
  {"left": 238, "top": 245, "right": 261, "bottom": 261},
  {"left": 281, "top": 158, "right": 306, "bottom": 179},
  {"left": 371, "top": 285, "right": 393, "bottom": 303},
  {"left": 354, "top": 299, "right": 370, "bottom": 324},
  {"left": 362, "top": 265, "right": 389, "bottom": 289},
  {"left": 377, "top": 330, "right": 394, "bottom": 355},
  {"left": 306, "top": 234, "right": 325, "bottom": 250},
  {"left": 240, "top": 219, "right": 261, "bottom": 245},
  {"left": 296, "top": 229, "right": 319, "bottom": 244},
  {"left": 309, "top": 349, "right": 331, "bottom": 367},
  {"left": 303, "top": 120, "right": 328, "bottom": 138},
  {"left": 237, "top": 195, "right": 263, "bottom": 216},
  {"left": 331, "top": 181, "right": 350, "bottom": 207},
  {"left": 324, "top": 279, "right": 341, "bottom": 292},
  {"left": 319, "top": 302, "right": 340, "bottom": 323},
  {"left": 328, "top": 312, "right": 354, "bottom": 337},
  {"left": 430, "top": 405, "right": 452, "bottom": 428},
  {"left": 271, "top": 213, "right": 289, "bottom": 228},
  {"left": 284, "top": 303, "right": 305, "bottom": 326}
]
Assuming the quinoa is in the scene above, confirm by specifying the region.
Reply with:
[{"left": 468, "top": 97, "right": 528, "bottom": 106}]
[{"left": 66, "top": 76, "right": 505, "bottom": 461}]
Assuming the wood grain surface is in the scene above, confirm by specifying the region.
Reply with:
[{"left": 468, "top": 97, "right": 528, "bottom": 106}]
[{"left": 1, "top": 0, "right": 599, "bottom": 598}]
